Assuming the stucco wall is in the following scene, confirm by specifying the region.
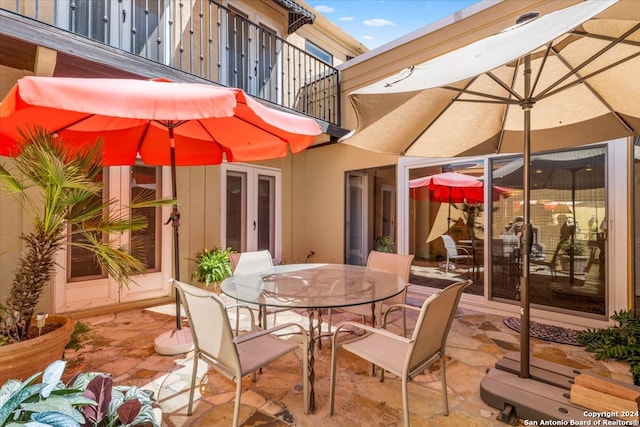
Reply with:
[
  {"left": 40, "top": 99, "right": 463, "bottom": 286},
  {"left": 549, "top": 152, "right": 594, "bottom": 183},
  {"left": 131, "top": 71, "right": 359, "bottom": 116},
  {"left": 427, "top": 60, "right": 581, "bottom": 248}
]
[{"left": 289, "top": 144, "right": 398, "bottom": 264}]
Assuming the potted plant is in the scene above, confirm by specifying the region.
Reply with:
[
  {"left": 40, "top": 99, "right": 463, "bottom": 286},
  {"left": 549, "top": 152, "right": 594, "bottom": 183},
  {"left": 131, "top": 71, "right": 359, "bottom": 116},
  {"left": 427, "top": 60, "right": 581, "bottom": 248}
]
[
  {"left": 0, "top": 360, "right": 160, "bottom": 426},
  {"left": 577, "top": 310, "right": 640, "bottom": 386},
  {"left": 373, "top": 236, "right": 396, "bottom": 253},
  {"left": 557, "top": 239, "right": 589, "bottom": 273},
  {"left": 190, "top": 246, "right": 234, "bottom": 293},
  {"left": 0, "top": 129, "right": 170, "bottom": 382}
]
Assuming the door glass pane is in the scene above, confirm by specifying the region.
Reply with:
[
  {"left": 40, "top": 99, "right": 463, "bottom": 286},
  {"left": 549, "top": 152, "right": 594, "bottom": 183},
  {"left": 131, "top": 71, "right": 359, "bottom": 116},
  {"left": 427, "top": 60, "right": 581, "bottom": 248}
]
[
  {"left": 490, "top": 146, "right": 606, "bottom": 315},
  {"left": 408, "top": 162, "right": 486, "bottom": 296},
  {"left": 381, "top": 188, "right": 393, "bottom": 238},
  {"left": 132, "top": 0, "right": 165, "bottom": 61},
  {"left": 346, "top": 174, "right": 364, "bottom": 265},
  {"left": 227, "top": 8, "right": 250, "bottom": 91},
  {"left": 70, "top": 0, "right": 107, "bottom": 43},
  {"left": 257, "top": 175, "right": 275, "bottom": 253},
  {"left": 226, "top": 172, "right": 247, "bottom": 252},
  {"left": 131, "top": 165, "right": 161, "bottom": 271},
  {"left": 69, "top": 169, "right": 106, "bottom": 281},
  {"left": 258, "top": 25, "right": 278, "bottom": 102}
]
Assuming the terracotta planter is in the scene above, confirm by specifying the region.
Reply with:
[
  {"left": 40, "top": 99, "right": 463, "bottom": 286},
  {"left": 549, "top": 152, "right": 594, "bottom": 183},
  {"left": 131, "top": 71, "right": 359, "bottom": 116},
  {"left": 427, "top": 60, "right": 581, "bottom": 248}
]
[{"left": 0, "top": 315, "right": 75, "bottom": 384}]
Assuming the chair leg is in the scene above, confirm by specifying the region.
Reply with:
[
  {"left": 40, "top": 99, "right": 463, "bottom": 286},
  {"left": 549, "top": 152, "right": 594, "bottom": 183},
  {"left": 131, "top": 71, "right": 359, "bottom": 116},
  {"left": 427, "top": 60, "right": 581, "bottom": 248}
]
[
  {"left": 327, "top": 308, "right": 333, "bottom": 346},
  {"left": 233, "top": 379, "right": 242, "bottom": 427},
  {"left": 235, "top": 306, "right": 240, "bottom": 336},
  {"left": 401, "top": 307, "right": 407, "bottom": 338},
  {"left": 441, "top": 354, "right": 449, "bottom": 416},
  {"left": 188, "top": 354, "right": 199, "bottom": 416},
  {"left": 402, "top": 376, "right": 410, "bottom": 427},
  {"left": 329, "top": 338, "right": 339, "bottom": 414}
]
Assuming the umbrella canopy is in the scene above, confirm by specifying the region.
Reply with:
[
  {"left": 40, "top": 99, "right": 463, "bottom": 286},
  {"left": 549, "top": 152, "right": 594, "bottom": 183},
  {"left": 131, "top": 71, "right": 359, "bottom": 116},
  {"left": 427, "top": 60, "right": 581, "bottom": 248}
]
[
  {"left": 410, "top": 171, "right": 511, "bottom": 203},
  {"left": 0, "top": 77, "right": 320, "bottom": 165},
  {"left": 341, "top": 0, "right": 640, "bottom": 379},
  {"left": 0, "top": 76, "right": 322, "bottom": 354},
  {"left": 342, "top": 0, "right": 639, "bottom": 158}
]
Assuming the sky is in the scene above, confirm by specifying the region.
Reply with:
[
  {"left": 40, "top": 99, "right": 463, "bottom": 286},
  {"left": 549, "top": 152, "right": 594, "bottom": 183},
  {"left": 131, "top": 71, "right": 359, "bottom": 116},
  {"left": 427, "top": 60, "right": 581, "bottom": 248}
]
[{"left": 306, "top": 0, "right": 480, "bottom": 50}]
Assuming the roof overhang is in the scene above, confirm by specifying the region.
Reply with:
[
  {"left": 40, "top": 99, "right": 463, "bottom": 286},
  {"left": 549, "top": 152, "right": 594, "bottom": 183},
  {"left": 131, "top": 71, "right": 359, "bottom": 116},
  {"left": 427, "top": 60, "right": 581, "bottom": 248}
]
[{"left": 271, "top": 0, "right": 315, "bottom": 34}]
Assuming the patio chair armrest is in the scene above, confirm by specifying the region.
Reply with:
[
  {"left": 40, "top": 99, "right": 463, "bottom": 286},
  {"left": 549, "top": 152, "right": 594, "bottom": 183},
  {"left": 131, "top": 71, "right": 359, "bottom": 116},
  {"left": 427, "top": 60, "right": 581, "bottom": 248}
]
[
  {"left": 381, "top": 303, "right": 420, "bottom": 327},
  {"left": 455, "top": 245, "right": 472, "bottom": 256},
  {"left": 332, "top": 321, "right": 413, "bottom": 346},
  {"left": 235, "top": 322, "right": 308, "bottom": 345}
]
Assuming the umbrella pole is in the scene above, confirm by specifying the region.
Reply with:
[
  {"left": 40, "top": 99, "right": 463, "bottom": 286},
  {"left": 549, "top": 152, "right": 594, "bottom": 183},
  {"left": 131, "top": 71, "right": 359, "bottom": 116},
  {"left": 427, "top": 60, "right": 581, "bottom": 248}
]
[
  {"left": 519, "top": 54, "right": 533, "bottom": 379},
  {"left": 154, "top": 127, "right": 194, "bottom": 356},
  {"left": 169, "top": 138, "right": 182, "bottom": 330}
]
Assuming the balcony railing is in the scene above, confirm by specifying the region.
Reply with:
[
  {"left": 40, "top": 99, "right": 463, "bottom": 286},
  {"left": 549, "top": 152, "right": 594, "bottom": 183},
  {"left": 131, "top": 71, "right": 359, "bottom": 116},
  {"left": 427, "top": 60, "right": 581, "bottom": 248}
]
[{"left": 2, "top": 0, "right": 339, "bottom": 125}]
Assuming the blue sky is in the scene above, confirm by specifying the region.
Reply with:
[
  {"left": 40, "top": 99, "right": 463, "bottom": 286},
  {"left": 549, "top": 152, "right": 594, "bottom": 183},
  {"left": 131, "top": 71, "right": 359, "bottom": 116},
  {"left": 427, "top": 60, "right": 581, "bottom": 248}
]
[{"left": 306, "top": 0, "right": 479, "bottom": 50}]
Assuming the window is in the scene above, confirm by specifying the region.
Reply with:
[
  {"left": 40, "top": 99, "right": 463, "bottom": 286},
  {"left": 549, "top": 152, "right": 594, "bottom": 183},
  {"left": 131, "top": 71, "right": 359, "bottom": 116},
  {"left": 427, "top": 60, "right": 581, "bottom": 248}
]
[{"left": 305, "top": 40, "right": 332, "bottom": 65}]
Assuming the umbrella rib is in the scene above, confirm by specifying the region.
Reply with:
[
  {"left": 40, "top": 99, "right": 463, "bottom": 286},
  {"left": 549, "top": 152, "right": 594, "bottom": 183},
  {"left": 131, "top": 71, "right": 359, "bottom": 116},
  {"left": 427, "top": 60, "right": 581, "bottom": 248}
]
[
  {"left": 569, "top": 30, "right": 640, "bottom": 48},
  {"left": 541, "top": 47, "right": 637, "bottom": 134},
  {"left": 442, "top": 86, "right": 521, "bottom": 105},
  {"left": 403, "top": 76, "right": 480, "bottom": 155},
  {"left": 51, "top": 114, "right": 96, "bottom": 134},
  {"left": 536, "top": 22, "right": 640, "bottom": 100},
  {"left": 485, "top": 71, "right": 524, "bottom": 102},
  {"left": 530, "top": 43, "right": 554, "bottom": 97},
  {"left": 496, "top": 58, "right": 523, "bottom": 153}
]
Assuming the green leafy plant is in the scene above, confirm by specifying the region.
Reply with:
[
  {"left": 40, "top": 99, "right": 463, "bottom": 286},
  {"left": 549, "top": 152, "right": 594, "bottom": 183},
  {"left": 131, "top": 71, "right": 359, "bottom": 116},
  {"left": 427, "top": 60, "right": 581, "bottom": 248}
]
[
  {"left": 558, "top": 239, "right": 586, "bottom": 256},
  {"left": 0, "top": 360, "right": 159, "bottom": 426},
  {"left": 0, "top": 129, "right": 173, "bottom": 343},
  {"left": 373, "top": 236, "right": 396, "bottom": 253},
  {"left": 577, "top": 310, "right": 640, "bottom": 385},
  {"left": 190, "top": 246, "right": 233, "bottom": 291}
]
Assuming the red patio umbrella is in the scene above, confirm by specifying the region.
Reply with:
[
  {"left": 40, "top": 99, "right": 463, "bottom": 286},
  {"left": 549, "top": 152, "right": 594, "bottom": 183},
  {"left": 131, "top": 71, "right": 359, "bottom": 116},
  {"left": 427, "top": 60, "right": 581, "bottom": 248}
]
[
  {"left": 409, "top": 171, "right": 511, "bottom": 229},
  {"left": 0, "top": 76, "right": 322, "bottom": 354}
]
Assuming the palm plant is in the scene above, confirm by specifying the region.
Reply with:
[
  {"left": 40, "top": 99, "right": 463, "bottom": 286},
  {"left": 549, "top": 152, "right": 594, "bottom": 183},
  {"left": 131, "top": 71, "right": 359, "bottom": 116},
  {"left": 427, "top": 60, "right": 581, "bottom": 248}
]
[{"left": 0, "top": 129, "right": 172, "bottom": 344}]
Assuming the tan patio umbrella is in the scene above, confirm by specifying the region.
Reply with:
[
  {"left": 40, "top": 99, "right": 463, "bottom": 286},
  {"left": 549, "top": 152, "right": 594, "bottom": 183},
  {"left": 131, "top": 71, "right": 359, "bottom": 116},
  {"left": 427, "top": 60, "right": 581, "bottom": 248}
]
[{"left": 340, "top": 0, "right": 640, "bottom": 405}]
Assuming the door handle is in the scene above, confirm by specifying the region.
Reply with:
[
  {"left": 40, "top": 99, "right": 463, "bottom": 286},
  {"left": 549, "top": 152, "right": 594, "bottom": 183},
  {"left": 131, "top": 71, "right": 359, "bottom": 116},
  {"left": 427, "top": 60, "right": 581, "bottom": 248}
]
[{"left": 253, "top": 221, "right": 256, "bottom": 231}]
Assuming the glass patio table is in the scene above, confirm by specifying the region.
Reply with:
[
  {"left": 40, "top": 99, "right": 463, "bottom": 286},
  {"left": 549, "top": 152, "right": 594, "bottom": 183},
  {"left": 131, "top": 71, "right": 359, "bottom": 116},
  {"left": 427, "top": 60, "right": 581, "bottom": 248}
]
[{"left": 220, "top": 263, "right": 407, "bottom": 413}]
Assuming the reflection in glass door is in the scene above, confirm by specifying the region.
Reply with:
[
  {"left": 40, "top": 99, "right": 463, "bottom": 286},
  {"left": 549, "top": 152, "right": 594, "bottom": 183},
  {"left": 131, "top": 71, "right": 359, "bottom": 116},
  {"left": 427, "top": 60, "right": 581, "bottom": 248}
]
[{"left": 490, "top": 146, "right": 607, "bottom": 316}]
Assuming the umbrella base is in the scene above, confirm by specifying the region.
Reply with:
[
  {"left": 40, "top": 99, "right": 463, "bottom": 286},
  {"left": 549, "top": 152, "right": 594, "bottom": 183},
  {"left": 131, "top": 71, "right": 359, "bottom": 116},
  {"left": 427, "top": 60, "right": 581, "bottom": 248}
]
[
  {"left": 480, "top": 368, "right": 603, "bottom": 424},
  {"left": 480, "top": 353, "right": 607, "bottom": 424},
  {"left": 154, "top": 327, "right": 194, "bottom": 355}
]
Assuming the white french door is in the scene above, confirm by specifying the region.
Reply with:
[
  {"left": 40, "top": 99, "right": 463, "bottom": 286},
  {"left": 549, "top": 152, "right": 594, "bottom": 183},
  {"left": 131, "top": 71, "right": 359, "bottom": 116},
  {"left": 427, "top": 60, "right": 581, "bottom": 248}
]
[
  {"left": 53, "top": 165, "right": 172, "bottom": 313},
  {"left": 221, "top": 164, "right": 281, "bottom": 260}
]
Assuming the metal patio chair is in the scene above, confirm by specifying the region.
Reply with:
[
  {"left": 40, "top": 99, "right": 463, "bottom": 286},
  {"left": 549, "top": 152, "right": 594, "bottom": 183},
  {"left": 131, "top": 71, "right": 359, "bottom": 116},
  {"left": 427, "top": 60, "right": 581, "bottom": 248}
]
[
  {"left": 440, "top": 234, "right": 474, "bottom": 277},
  {"left": 230, "top": 250, "right": 288, "bottom": 331},
  {"left": 329, "top": 279, "right": 472, "bottom": 427},
  {"left": 171, "top": 279, "right": 308, "bottom": 426},
  {"left": 327, "top": 251, "right": 414, "bottom": 338}
]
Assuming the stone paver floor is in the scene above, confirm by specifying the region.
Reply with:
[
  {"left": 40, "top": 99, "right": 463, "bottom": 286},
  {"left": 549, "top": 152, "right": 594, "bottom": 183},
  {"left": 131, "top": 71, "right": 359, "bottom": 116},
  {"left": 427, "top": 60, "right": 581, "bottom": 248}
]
[{"left": 62, "top": 287, "right": 634, "bottom": 426}]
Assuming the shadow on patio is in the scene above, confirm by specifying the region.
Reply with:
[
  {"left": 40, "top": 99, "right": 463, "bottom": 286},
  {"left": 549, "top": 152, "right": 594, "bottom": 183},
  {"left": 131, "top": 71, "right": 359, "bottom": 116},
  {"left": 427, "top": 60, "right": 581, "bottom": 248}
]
[{"left": 63, "top": 286, "right": 633, "bottom": 426}]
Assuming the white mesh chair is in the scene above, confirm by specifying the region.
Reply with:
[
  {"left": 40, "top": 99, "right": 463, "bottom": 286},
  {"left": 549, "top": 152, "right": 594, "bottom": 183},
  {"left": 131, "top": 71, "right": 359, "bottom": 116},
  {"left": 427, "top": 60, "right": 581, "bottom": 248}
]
[
  {"left": 329, "top": 280, "right": 472, "bottom": 427},
  {"left": 230, "top": 250, "right": 288, "bottom": 331},
  {"left": 327, "top": 252, "right": 414, "bottom": 337},
  {"left": 440, "top": 235, "right": 473, "bottom": 277},
  {"left": 171, "top": 279, "right": 308, "bottom": 426}
]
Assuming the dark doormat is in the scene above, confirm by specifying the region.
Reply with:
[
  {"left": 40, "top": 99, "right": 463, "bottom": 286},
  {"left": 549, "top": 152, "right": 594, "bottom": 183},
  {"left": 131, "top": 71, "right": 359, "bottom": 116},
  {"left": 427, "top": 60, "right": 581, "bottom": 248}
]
[{"left": 503, "top": 317, "right": 583, "bottom": 346}]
